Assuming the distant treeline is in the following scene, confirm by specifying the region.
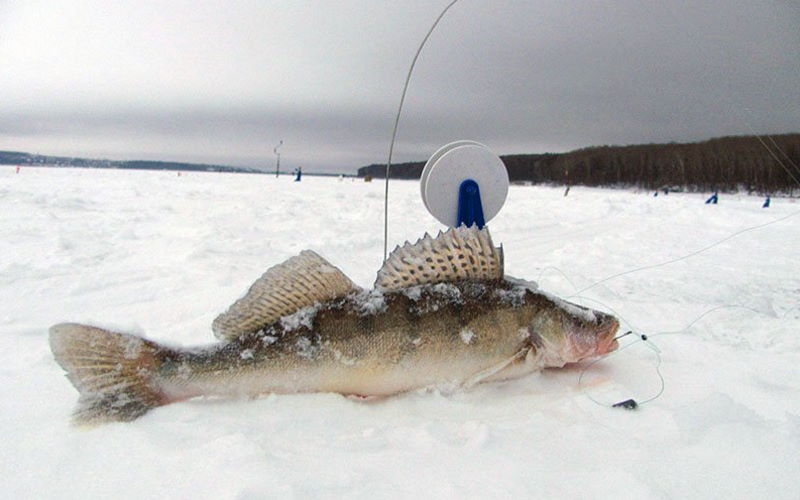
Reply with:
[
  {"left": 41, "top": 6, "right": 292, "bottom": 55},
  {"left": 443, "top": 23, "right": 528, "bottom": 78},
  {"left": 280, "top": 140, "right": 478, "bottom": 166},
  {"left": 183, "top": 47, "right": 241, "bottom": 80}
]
[
  {"left": 358, "top": 134, "right": 800, "bottom": 193},
  {"left": 0, "top": 151, "right": 262, "bottom": 174}
]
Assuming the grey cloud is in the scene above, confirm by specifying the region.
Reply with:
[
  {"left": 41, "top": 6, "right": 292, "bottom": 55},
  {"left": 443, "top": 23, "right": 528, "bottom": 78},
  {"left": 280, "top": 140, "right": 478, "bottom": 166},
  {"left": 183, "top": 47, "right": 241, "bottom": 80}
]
[{"left": 1, "top": 0, "right": 798, "bottom": 172}]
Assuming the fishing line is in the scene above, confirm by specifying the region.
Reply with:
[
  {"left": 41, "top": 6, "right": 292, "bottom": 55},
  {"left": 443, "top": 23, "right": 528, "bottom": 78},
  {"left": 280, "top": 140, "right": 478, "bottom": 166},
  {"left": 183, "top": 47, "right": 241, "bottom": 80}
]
[
  {"left": 568, "top": 295, "right": 641, "bottom": 335},
  {"left": 535, "top": 266, "right": 663, "bottom": 408},
  {"left": 657, "top": 1, "right": 800, "bottom": 187},
  {"left": 578, "top": 302, "right": 783, "bottom": 409},
  {"left": 753, "top": 133, "right": 800, "bottom": 186},
  {"left": 646, "top": 304, "right": 766, "bottom": 339},
  {"left": 578, "top": 335, "right": 665, "bottom": 409},
  {"left": 538, "top": 266, "right": 791, "bottom": 410},
  {"left": 782, "top": 307, "right": 799, "bottom": 320},
  {"left": 766, "top": 134, "right": 800, "bottom": 173},
  {"left": 380, "top": 3, "right": 797, "bottom": 409},
  {"left": 544, "top": 5, "right": 800, "bottom": 410},
  {"left": 536, "top": 266, "right": 585, "bottom": 307},
  {"left": 732, "top": 105, "right": 800, "bottom": 185},
  {"left": 558, "top": 2, "right": 800, "bottom": 298},
  {"left": 571, "top": 208, "right": 800, "bottom": 297},
  {"left": 383, "top": 0, "right": 462, "bottom": 260},
  {"left": 535, "top": 265, "right": 644, "bottom": 332},
  {"left": 560, "top": 30, "right": 800, "bottom": 297}
]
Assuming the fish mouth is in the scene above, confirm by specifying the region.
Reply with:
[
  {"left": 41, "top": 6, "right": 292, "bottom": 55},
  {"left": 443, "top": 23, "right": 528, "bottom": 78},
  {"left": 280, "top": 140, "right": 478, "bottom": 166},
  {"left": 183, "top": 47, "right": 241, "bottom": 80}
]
[{"left": 596, "top": 317, "right": 620, "bottom": 355}]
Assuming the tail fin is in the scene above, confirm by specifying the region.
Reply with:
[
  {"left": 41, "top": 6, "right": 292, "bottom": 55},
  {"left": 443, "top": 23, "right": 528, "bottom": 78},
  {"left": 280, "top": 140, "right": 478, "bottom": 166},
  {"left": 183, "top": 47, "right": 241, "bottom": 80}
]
[{"left": 49, "top": 323, "right": 169, "bottom": 425}]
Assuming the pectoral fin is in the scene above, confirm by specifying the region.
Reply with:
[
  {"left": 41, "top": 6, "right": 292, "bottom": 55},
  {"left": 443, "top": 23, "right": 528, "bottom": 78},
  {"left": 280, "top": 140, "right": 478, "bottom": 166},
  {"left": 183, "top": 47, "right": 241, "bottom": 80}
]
[{"left": 463, "top": 348, "right": 530, "bottom": 389}]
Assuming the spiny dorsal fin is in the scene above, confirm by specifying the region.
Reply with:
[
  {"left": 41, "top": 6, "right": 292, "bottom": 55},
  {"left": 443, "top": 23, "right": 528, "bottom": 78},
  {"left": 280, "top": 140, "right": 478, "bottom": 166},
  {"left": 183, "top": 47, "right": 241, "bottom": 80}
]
[
  {"left": 213, "top": 251, "right": 360, "bottom": 341},
  {"left": 375, "top": 225, "right": 504, "bottom": 292}
]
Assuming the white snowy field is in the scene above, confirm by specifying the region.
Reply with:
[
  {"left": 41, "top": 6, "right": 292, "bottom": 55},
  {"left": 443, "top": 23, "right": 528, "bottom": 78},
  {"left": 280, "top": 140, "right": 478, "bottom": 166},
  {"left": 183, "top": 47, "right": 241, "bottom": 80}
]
[{"left": 1, "top": 165, "right": 798, "bottom": 499}]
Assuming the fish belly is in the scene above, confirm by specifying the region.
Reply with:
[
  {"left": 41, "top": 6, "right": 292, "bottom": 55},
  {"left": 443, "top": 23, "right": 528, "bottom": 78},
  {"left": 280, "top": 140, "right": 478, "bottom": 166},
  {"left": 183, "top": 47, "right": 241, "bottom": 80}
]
[
  {"left": 161, "top": 297, "right": 535, "bottom": 399},
  {"left": 162, "top": 333, "right": 530, "bottom": 400}
]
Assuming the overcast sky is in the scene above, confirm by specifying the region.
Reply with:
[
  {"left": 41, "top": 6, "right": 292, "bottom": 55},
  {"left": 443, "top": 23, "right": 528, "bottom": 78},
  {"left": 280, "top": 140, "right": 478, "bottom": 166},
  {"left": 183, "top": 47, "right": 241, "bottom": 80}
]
[{"left": 1, "top": 0, "right": 798, "bottom": 173}]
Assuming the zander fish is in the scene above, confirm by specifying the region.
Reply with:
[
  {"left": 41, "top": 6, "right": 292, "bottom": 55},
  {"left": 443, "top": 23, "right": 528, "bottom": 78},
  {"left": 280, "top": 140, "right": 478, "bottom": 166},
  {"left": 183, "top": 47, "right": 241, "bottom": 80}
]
[{"left": 49, "top": 226, "right": 619, "bottom": 424}]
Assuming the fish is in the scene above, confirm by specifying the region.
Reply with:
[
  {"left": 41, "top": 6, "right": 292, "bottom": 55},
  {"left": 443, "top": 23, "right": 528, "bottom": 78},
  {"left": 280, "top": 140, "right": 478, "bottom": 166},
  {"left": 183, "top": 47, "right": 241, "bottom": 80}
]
[{"left": 49, "top": 226, "right": 619, "bottom": 424}]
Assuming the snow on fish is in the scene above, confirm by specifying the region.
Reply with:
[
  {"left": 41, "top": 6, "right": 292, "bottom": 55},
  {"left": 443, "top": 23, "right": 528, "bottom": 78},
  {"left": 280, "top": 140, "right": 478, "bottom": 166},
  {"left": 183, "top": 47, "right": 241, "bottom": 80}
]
[{"left": 49, "top": 226, "right": 619, "bottom": 424}]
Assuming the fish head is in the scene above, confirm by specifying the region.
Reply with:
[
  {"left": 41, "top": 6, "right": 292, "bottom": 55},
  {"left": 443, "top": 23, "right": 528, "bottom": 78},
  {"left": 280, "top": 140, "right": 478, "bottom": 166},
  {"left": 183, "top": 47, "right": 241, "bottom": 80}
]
[
  {"left": 562, "top": 306, "right": 620, "bottom": 361},
  {"left": 528, "top": 298, "right": 619, "bottom": 365}
]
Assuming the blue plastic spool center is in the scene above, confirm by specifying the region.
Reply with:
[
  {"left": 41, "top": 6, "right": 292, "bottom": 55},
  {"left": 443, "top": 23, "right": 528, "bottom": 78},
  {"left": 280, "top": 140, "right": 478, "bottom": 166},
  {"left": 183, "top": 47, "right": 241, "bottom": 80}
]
[{"left": 457, "top": 179, "right": 486, "bottom": 229}]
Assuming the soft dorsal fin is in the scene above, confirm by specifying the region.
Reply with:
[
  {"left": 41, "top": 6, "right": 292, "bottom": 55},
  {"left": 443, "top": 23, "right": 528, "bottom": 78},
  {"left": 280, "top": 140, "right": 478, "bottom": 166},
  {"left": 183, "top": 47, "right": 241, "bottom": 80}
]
[
  {"left": 213, "top": 251, "right": 360, "bottom": 341},
  {"left": 375, "top": 225, "right": 504, "bottom": 292}
]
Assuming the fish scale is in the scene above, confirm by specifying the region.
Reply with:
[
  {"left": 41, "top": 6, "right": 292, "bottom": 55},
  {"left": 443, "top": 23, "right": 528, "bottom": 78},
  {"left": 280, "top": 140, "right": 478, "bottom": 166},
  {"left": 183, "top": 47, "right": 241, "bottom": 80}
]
[{"left": 49, "top": 226, "right": 619, "bottom": 424}]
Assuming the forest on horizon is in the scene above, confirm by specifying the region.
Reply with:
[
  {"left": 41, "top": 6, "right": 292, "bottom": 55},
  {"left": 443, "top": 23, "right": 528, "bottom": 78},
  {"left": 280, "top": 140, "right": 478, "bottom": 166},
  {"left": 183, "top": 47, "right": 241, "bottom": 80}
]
[{"left": 358, "top": 133, "right": 800, "bottom": 194}]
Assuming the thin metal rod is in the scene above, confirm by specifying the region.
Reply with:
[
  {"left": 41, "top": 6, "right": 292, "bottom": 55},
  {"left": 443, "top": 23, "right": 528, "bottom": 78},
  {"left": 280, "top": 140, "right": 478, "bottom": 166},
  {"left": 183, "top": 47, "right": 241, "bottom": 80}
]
[{"left": 383, "top": 0, "right": 461, "bottom": 260}]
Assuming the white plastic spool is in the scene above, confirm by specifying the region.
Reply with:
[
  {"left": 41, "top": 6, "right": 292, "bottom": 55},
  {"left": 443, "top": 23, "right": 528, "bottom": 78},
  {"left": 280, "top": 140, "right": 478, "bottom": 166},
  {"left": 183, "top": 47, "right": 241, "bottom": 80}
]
[{"left": 420, "top": 141, "right": 509, "bottom": 227}]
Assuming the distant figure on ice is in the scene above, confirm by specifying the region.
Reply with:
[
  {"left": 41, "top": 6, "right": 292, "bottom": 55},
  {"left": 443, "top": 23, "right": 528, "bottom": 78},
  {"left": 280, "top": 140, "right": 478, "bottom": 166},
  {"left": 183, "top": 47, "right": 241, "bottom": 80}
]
[
  {"left": 705, "top": 192, "right": 718, "bottom": 204},
  {"left": 763, "top": 196, "right": 770, "bottom": 208},
  {"left": 294, "top": 167, "right": 302, "bottom": 182},
  {"left": 16, "top": 166, "right": 21, "bottom": 174},
  {"left": 564, "top": 186, "right": 570, "bottom": 197}
]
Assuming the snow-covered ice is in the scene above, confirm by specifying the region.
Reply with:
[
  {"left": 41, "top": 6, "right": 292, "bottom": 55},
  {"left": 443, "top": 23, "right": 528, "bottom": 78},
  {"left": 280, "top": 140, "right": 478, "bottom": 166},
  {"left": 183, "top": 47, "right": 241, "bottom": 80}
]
[{"left": 1, "top": 166, "right": 798, "bottom": 498}]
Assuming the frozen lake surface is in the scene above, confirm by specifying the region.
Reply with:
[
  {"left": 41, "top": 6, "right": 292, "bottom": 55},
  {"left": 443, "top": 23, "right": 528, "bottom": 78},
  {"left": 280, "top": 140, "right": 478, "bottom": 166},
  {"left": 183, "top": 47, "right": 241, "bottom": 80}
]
[{"left": 1, "top": 166, "right": 798, "bottom": 498}]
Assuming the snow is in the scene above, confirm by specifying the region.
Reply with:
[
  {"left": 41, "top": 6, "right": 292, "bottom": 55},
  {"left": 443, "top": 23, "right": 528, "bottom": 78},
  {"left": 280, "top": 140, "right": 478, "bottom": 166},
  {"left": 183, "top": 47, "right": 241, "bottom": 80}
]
[
  {"left": 280, "top": 304, "right": 320, "bottom": 332},
  {"left": 1, "top": 166, "right": 799, "bottom": 499},
  {"left": 459, "top": 328, "right": 475, "bottom": 344},
  {"left": 352, "top": 289, "right": 388, "bottom": 316}
]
